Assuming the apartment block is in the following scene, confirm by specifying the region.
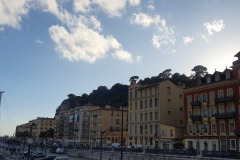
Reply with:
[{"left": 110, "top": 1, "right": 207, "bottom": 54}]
[
  {"left": 54, "top": 104, "right": 96, "bottom": 146},
  {"left": 16, "top": 117, "right": 55, "bottom": 141},
  {"left": 128, "top": 79, "right": 184, "bottom": 149},
  {"left": 184, "top": 52, "right": 240, "bottom": 152},
  {"left": 89, "top": 105, "right": 128, "bottom": 147}
]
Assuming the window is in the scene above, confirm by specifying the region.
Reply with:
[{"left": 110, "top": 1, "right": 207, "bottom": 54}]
[
  {"left": 188, "top": 124, "right": 192, "bottom": 133},
  {"left": 220, "top": 140, "right": 227, "bottom": 151},
  {"left": 229, "top": 122, "right": 235, "bottom": 134},
  {"left": 154, "top": 98, "right": 158, "bottom": 108},
  {"left": 167, "top": 87, "right": 171, "bottom": 95},
  {"left": 150, "top": 88, "right": 152, "bottom": 95},
  {"left": 145, "top": 100, "right": 148, "bottom": 109},
  {"left": 201, "top": 93, "right": 208, "bottom": 102},
  {"left": 135, "top": 90, "right": 137, "bottom": 99},
  {"left": 218, "top": 90, "right": 224, "bottom": 98},
  {"left": 188, "top": 110, "right": 192, "bottom": 119},
  {"left": 135, "top": 101, "right": 137, "bottom": 110},
  {"left": 140, "top": 101, "right": 143, "bottom": 110},
  {"left": 226, "top": 71, "right": 230, "bottom": 79},
  {"left": 150, "top": 125, "right": 153, "bottom": 134},
  {"left": 207, "top": 76, "right": 211, "bottom": 84},
  {"left": 145, "top": 113, "right": 148, "bottom": 121},
  {"left": 140, "top": 113, "right": 143, "bottom": 121},
  {"left": 130, "top": 91, "right": 132, "bottom": 100},
  {"left": 155, "top": 111, "right": 158, "bottom": 120},
  {"left": 134, "top": 114, "right": 137, "bottom": 122},
  {"left": 130, "top": 103, "right": 132, "bottom": 111},
  {"left": 227, "top": 88, "right": 233, "bottom": 97},
  {"left": 212, "top": 141, "right": 217, "bottom": 151},
  {"left": 211, "top": 123, "right": 216, "bottom": 134},
  {"left": 194, "top": 94, "right": 199, "bottom": 101},
  {"left": 204, "top": 141, "right": 208, "bottom": 151},
  {"left": 168, "top": 111, "right": 171, "bottom": 115},
  {"left": 230, "top": 139, "right": 236, "bottom": 150},
  {"left": 129, "top": 125, "right": 132, "bottom": 134},
  {"left": 187, "top": 95, "right": 192, "bottom": 105},
  {"left": 145, "top": 89, "right": 147, "bottom": 96},
  {"left": 180, "top": 107, "right": 182, "bottom": 111},
  {"left": 215, "top": 74, "right": 220, "bottom": 82},
  {"left": 219, "top": 106, "right": 225, "bottom": 114},
  {"left": 220, "top": 122, "right": 225, "bottom": 134},
  {"left": 155, "top": 125, "right": 159, "bottom": 135},
  {"left": 209, "top": 91, "right": 215, "bottom": 103},
  {"left": 150, "top": 112, "right": 153, "bottom": 121},
  {"left": 150, "top": 99, "right": 153, "bottom": 109},
  {"left": 134, "top": 125, "right": 137, "bottom": 134},
  {"left": 179, "top": 94, "right": 182, "bottom": 98}
]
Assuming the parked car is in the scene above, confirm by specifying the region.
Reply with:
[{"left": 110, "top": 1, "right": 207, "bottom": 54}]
[
  {"left": 56, "top": 147, "right": 64, "bottom": 154},
  {"left": 32, "top": 152, "right": 45, "bottom": 158},
  {"left": 53, "top": 157, "right": 68, "bottom": 160},
  {"left": 40, "top": 155, "right": 57, "bottom": 160}
]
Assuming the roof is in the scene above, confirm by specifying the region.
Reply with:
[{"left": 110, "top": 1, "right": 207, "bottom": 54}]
[{"left": 234, "top": 51, "right": 240, "bottom": 57}]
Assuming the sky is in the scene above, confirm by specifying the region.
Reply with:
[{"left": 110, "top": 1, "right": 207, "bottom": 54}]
[{"left": 0, "top": 0, "right": 240, "bottom": 136}]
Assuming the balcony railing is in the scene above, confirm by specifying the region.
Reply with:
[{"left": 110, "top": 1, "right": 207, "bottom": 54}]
[
  {"left": 215, "top": 96, "right": 235, "bottom": 103},
  {"left": 191, "top": 115, "right": 202, "bottom": 122},
  {"left": 214, "top": 112, "right": 237, "bottom": 119},
  {"left": 191, "top": 101, "right": 202, "bottom": 107}
]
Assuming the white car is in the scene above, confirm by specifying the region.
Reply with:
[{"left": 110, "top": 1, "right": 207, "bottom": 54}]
[{"left": 56, "top": 147, "right": 64, "bottom": 154}]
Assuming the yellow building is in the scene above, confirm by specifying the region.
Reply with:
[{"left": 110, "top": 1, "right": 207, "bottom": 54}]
[
  {"left": 128, "top": 79, "right": 184, "bottom": 149},
  {"left": 16, "top": 117, "right": 55, "bottom": 141},
  {"left": 89, "top": 105, "right": 128, "bottom": 147}
]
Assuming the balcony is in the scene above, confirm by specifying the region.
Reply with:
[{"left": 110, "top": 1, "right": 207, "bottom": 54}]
[
  {"left": 191, "top": 100, "right": 202, "bottom": 107},
  {"left": 215, "top": 96, "right": 235, "bottom": 103},
  {"left": 191, "top": 115, "right": 202, "bottom": 122},
  {"left": 214, "top": 112, "right": 237, "bottom": 119}
]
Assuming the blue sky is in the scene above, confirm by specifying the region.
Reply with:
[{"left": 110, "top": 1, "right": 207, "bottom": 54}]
[{"left": 0, "top": 0, "right": 240, "bottom": 136}]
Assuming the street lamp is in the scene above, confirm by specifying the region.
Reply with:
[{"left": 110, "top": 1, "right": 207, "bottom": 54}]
[
  {"left": 100, "top": 130, "right": 106, "bottom": 160},
  {"left": 44, "top": 132, "right": 50, "bottom": 158},
  {"left": 27, "top": 123, "right": 37, "bottom": 160},
  {"left": 120, "top": 106, "right": 124, "bottom": 160}
]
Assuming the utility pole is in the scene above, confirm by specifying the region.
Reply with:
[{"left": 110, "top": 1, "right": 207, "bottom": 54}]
[
  {"left": 27, "top": 123, "right": 36, "bottom": 160},
  {"left": 0, "top": 91, "right": 4, "bottom": 105},
  {"left": 120, "top": 106, "right": 124, "bottom": 160}
]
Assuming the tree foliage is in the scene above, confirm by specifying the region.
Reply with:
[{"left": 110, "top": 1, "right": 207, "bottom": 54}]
[{"left": 191, "top": 65, "right": 208, "bottom": 78}]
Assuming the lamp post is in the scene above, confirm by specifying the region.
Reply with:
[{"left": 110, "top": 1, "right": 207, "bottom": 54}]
[
  {"left": 27, "top": 123, "right": 36, "bottom": 160},
  {"left": 140, "top": 125, "right": 143, "bottom": 152},
  {"left": 44, "top": 132, "right": 49, "bottom": 158},
  {"left": 120, "top": 106, "right": 124, "bottom": 160},
  {"left": 100, "top": 131, "right": 105, "bottom": 160}
]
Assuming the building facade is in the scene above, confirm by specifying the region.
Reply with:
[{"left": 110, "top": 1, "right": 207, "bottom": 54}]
[
  {"left": 16, "top": 117, "right": 55, "bottom": 141},
  {"left": 89, "top": 105, "right": 128, "bottom": 147},
  {"left": 54, "top": 105, "right": 96, "bottom": 147},
  {"left": 184, "top": 52, "right": 240, "bottom": 152},
  {"left": 128, "top": 79, "right": 184, "bottom": 149}
]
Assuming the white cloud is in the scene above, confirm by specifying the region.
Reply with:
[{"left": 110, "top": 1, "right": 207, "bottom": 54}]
[
  {"left": 136, "top": 55, "right": 142, "bottom": 63},
  {"left": 49, "top": 13, "right": 133, "bottom": 63},
  {"left": 204, "top": 19, "right": 225, "bottom": 35},
  {"left": 36, "top": 39, "right": 43, "bottom": 44},
  {"left": 0, "top": 0, "right": 29, "bottom": 29},
  {"left": 112, "top": 49, "right": 133, "bottom": 63},
  {"left": 131, "top": 12, "right": 175, "bottom": 49},
  {"left": 128, "top": 0, "right": 141, "bottom": 6},
  {"left": 30, "top": 0, "right": 59, "bottom": 16},
  {"left": 74, "top": 0, "right": 126, "bottom": 17},
  {"left": 0, "top": 27, "right": 4, "bottom": 32},
  {"left": 147, "top": 4, "right": 155, "bottom": 10},
  {"left": 131, "top": 13, "right": 154, "bottom": 27},
  {"left": 73, "top": 0, "right": 91, "bottom": 13},
  {"left": 183, "top": 36, "right": 194, "bottom": 44}
]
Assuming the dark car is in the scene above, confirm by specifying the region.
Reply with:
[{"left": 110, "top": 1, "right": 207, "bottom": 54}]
[
  {"left": 41, "top": 155, "right": 57, "bottom": 160},
  {"left": 32, "top": 152, "right": 45, "bottom": 158}
]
